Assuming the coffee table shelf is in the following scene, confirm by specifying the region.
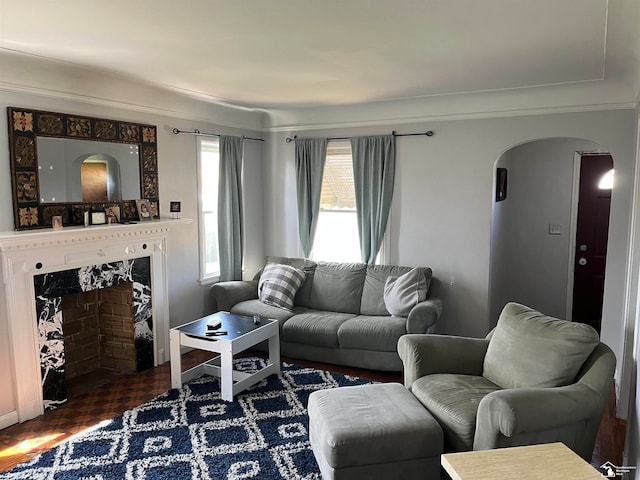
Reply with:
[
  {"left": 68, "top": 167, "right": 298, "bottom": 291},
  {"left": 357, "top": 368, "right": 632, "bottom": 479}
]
[{"left": 170, "top": 311, "right": 280, "bottom": 401}]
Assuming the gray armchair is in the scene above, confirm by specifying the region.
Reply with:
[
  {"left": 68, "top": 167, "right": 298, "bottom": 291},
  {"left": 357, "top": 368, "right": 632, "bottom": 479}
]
[{"left": 397, "top": 302, "right": 616, "bottom": 461}]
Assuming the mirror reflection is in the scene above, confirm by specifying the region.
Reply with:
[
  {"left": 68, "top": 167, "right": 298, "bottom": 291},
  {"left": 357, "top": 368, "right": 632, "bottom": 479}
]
[{"left": 37, "top": 137, "right": 141, "bottom": 203}]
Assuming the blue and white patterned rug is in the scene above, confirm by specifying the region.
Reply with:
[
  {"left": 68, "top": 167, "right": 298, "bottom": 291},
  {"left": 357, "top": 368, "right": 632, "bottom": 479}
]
[{"left": 0, "top": 358, "right": 373, "bottom": 480}]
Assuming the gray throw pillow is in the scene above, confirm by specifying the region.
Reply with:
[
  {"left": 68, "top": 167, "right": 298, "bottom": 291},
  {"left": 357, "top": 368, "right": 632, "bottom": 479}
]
[
  {"left": 258, "top": 263, "right": 306, "bottom": 311},
  {"left": 483, "top": 302, "right": 600, "bottom": 389},
  {"left": 383, "top": 267, "right": 427, "bottom": 317}
]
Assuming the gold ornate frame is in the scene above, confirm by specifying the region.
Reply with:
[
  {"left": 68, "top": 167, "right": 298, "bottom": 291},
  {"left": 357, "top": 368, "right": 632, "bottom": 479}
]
[{"left": 7, "top": 107, "right": 159, "bottom": 230}]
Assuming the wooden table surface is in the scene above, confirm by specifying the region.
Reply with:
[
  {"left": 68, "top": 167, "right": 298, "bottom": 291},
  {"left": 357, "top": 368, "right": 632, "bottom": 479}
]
[{"left": 441, "top": 442, "right": 603, "bottom": 480}]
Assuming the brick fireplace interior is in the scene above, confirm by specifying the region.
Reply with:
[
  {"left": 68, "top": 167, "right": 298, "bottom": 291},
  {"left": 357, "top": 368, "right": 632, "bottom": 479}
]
[{"left": 62, "top": 282, "right": 136, "bottom": 398}]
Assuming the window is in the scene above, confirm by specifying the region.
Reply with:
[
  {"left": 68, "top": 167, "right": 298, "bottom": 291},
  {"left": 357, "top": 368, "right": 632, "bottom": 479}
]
[
  {"left": 311, "top": 141, "right": 361, "bottom": 262},
  {"left": 198, "top": 138, "right": 220, "bottom": 282}
]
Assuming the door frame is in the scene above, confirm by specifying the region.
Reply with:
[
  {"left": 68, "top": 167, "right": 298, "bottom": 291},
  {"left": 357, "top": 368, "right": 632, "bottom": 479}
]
[{"left": 565, "top": 152, "right": 581, "bottom": 320}]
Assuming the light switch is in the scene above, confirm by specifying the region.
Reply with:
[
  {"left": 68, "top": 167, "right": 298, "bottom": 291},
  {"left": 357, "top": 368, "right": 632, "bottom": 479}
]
[{"left": 548, "top": 224, "right": 561, "bottom": 235}]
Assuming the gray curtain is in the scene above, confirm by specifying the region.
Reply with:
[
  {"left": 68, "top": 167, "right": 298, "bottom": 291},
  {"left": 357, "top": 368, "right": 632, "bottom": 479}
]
[
  {"left": 295, "top": 138, "right": 328, "bottom": 258},
  {"left": 218, "top": 135, "right": 244, "bottom": 281},
  {"left": 351, "top": 135, "right": 396, "bottom": 265}
]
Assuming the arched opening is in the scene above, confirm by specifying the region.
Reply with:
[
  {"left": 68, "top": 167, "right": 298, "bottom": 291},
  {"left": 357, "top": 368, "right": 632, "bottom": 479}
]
[
  {"left": 73, "top": 153, "right": 123, "bottom": 202},
  {"left": 489, "top": 138, "right": 613, "bottom": 334}
]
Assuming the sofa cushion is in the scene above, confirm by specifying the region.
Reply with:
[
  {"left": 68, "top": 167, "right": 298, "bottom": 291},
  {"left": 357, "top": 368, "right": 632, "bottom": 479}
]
[
  {"left": 384, "top": 267, "right": 428, "bottom": 317},
  {"left": 230, "top": 299, "right": 303, "bottom": 325},
  {"left": 483, "top": 302, "right": 600, "bottom": 389},
  {"left": 308, "top": 262, "right": 367, "bottom": 314},
  {"left": 361, "top": 265, "right": 432, "bottom": 316},
  {"left": 337, "top": 315, "right": 406, "bottom": 352},
  {"left": 258, "top": 263, "right": 306, "bottom": 311},
  {"left": 265, "top": 256, "right": 317, "bottom": 308},
  {"left": 282, "top": 310, "right": 355, "bottom": 348},
  {"left": 411, "top": 373, "right": 501, "bottom": 452}
]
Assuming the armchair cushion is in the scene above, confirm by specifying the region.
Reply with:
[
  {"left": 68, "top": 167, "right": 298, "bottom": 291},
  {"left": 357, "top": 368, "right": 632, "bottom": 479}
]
[
  {"left": 412, "top": 374, "right": 501, "bottom": 452},
  {"left": 483, "top": 303, "right": 600, "bottom": 389}
]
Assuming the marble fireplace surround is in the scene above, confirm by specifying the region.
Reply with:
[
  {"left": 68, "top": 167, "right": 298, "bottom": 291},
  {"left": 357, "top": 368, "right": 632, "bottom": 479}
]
[
  {"left": 0, "top": 219, "right": 187, "bottom": 424},
  {"left": 35, "top": 257, "right": 153, "bottom": 410}
]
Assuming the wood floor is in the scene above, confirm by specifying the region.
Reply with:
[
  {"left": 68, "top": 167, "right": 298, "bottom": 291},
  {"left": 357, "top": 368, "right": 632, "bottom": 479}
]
[{"left": 0, "top": 350, "right": 625, "bottom": 473}]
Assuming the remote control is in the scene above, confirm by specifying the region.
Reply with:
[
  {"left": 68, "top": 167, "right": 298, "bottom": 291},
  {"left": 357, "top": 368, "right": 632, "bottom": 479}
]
[
  {"left": 207, "top": 320, "right": 222, "bottom": 330},
  {"left": 205, "top": 330, "right": 227, "bottom": 336}
]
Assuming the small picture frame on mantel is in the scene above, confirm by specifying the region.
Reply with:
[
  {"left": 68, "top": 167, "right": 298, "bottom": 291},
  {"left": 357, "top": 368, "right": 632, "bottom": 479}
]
[
  {"left": 169, "top": 201, "right": 181, "bottom": 219},
  {"left": 136, "top": 199, "right": 153, "bottom": 221},
  {"left": 52, "top": 216, "right": 63, "bottom": 230}
]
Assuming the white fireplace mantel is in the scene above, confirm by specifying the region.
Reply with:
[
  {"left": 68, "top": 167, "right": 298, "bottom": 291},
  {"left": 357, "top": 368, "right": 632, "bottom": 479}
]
[{"left": 0, "top": 218, "right": 189, "bottom": 427}]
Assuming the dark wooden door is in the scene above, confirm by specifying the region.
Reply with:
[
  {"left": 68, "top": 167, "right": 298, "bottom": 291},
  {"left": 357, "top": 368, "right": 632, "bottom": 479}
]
[{"left": 571, "top": 154, "right": 613, "bottom": 333}]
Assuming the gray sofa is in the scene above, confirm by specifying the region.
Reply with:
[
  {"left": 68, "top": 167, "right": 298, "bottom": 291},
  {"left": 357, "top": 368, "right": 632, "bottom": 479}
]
[{"left": 211, "top": 256, "right": 442, "bottom": 371}]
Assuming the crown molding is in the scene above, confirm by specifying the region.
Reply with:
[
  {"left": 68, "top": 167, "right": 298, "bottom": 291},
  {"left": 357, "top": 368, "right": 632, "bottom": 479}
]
[
  {"left": 0, "top": 80, "right": 265, "bottom": 132},
  {"left": 265, "top": 102, "right": 637, "bottom": 133}
]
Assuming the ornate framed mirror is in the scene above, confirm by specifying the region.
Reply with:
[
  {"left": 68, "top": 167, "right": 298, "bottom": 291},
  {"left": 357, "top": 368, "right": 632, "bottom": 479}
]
[{"left": 7, "top": 107, "right": 159, "bottom": 230}]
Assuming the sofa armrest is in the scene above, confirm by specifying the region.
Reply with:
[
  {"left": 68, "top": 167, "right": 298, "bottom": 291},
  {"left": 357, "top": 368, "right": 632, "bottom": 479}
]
[
  {"left": 474, "top": 383, "right": 608, "bottom": 458},
  {"left": 406, "top": 298, "right": 442, "bottom": 334},
  {"left": 210, "top": 280, "right": 258, "bottom": 312},
  {"left": 397, "top": 334, "right": 489, "bottom": 388}
]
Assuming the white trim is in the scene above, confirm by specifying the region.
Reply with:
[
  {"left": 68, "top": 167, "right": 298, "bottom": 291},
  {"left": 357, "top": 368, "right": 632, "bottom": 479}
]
[
  {"left": 0, "top": 411, "right": 18, "bottom": 430},
  {"left": 197, "top": 137, "right": 221, "bottom": 282},
  {"left": 566, "top": 153, "right": 582, "bottom": 320},
  {"left": 617, "top": 108, "right": 640, "bottom": 420},
  {"left": 0, "top": 81, "right": 264, "bottom": 132},
  {"left": 266, "top": 102, "right": 637, "bottom": 133},
  {"left": 198, "top": 275, "right": 220, "bottom": 286}
]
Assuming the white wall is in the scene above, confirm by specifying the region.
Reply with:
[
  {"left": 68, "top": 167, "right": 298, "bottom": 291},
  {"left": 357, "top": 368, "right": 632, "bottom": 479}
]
[
  {"left": 0, "top": 56, "right": 265, "bottom": 330},
  {"left": 625, "top": 104, "right": 640, "bottom": 477},
  {"left": 490, "top": 138, "right": 603, "bottom": 323},
  {"left": 264, "top": 110, "right": 636, "bottom": 353}
]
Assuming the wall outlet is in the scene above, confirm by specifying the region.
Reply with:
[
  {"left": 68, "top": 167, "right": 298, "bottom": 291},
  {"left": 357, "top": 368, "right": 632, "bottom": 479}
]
[{"left": 548, "top": 224, "right": 562, "bottom": 235}]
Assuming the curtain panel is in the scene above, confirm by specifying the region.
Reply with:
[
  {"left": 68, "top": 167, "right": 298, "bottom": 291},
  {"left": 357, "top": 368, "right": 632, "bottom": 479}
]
[
  {"left": 295, "top": 138, "right": 328, "bottom": 258},
  {"left": 218, "top": 135, "right": 244, "bottom": 281},
  {"left": 351, "top": 135, "right": 396, "bottom": 265}
]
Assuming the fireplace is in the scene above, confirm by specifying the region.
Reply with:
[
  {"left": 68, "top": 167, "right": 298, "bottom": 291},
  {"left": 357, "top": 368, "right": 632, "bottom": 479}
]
[
  {"left": 62, "top": 283, "right": 137, "bottom": 394},
  {"left": 34, "top": 257, "right": 153, "bottom": 409},
  {"left": 0, "top": 219, "right": 187, "bottom": 427}
]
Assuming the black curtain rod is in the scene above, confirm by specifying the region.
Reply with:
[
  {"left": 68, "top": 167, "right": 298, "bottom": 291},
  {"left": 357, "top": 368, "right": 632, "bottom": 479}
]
[
  {"left": 284, "top": 130, "right": 434, "bottom": 143},
  {"left": 172, "top": 128, "right": 264, "bottom": 142}
]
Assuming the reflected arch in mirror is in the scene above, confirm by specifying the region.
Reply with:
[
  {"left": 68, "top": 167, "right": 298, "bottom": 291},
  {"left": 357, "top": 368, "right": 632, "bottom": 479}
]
[{"left": 79, "top": 154, "right": 122, "bottom": 203}]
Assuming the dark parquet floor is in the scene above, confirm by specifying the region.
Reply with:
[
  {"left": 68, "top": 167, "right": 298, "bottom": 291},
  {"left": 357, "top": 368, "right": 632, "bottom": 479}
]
[{"left": 0, "top": 350, "right": 625, "bottom": 473}]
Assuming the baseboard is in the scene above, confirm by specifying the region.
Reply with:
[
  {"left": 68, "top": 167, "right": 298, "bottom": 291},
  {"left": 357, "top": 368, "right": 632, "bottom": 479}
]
[{"left": 0, "top": 410, "right": 19, "bottom": 430}]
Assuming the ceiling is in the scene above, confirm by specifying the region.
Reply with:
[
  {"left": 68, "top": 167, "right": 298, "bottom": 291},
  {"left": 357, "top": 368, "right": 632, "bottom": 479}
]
[{"left": 0, "top": 0, "right": 637, "bottom": 110}]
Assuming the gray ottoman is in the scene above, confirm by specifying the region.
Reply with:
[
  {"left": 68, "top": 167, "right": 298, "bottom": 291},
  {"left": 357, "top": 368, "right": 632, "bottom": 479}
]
[{"left": 308, "top": 383, "right": 443, "bottom": 480}]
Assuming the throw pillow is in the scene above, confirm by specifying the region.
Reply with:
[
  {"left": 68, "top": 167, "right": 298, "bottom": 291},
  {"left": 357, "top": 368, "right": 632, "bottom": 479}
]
[
  {"left": 383, "top": 267, "right": 427, "bottom": 316},
  {"left": 258, "top": 263, "right": 306, "bottom": 311},
  {"left": 483, "top": 302, "right": 600, "bottom": 389}
]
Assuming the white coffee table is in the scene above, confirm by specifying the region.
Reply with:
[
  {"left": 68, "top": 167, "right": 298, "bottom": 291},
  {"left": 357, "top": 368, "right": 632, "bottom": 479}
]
[{"left": 170, "top": 311, "right": 280, "bottom": 401}]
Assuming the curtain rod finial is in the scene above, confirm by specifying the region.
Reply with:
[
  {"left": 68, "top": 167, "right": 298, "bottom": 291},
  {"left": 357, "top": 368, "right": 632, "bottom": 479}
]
[
  {"left": 172, "top": 128, "right": 179, "bottom": 134},
  {"left": 426, "top": 130, "right": 434, "bottom": 136}
]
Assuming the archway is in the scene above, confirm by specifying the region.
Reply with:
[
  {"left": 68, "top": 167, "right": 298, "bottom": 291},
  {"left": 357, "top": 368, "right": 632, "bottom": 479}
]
[{"left": 489, "top": 137, "right": 613, "bottom": 333}]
